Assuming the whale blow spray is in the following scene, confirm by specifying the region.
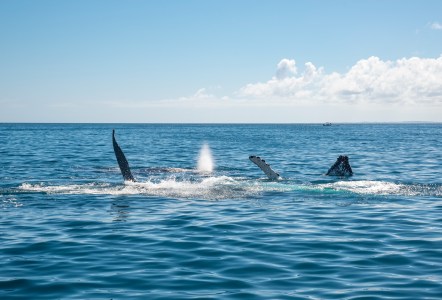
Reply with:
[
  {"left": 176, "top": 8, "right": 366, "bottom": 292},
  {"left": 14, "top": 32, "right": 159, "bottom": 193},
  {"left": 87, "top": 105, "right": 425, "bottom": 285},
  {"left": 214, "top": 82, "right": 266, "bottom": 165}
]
[{"left": 197, "top": 143, "right": 214, "bottom": 173}]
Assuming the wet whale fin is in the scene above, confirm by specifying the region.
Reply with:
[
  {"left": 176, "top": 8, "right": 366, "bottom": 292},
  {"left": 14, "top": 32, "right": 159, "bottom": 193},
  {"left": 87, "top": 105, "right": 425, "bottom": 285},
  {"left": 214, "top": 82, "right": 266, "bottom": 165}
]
[
  {"left": 326, "top": 155, "right": 353, "bottom": 176},
  {"left": 249, "top": 155, "right": 280, "bottom": 180},
  {"left": 112, "top": 130, "right": 136, "bottom": 182}
]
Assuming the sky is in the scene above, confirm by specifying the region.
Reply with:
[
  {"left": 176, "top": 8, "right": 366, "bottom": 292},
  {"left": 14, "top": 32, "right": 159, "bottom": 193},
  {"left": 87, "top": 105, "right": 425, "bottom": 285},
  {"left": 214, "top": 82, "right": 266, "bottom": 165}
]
[{"left": 1, "top": 0, "right": 441, "bottom": 123}]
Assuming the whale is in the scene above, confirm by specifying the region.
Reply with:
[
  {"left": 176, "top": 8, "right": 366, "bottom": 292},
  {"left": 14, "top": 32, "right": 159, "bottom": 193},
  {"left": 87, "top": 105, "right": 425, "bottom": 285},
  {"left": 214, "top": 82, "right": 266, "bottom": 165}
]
[
  {"left": 249, "top": 155, "right": 281, "bottom": 180},
  {"left": 249, "top": 154, "right": 353, "bottom": 179},
  {"left": 325, "top": 155, "right": 353, "bottom": 177},
  {"left": 112, "top": 130, "right": 135, "bottom": 182},
  {"left": 113, "top": 130, "right": 353, "bottom": 182}
]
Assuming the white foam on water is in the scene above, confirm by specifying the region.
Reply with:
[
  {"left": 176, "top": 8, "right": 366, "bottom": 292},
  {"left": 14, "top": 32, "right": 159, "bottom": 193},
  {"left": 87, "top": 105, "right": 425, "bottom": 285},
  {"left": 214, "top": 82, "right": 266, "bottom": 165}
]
[
  {"left": 319, "top": 180, "right": 404, "bottom": 195},
  {"left": 18, "top": 176, "right": 272, "bottom": 200},
  {"left": 19, "top": 182, "right": 118, "bottom": 195},
  {"left": 18, "top": 179, "right": 439, "bottom": 200},
  {"left": 197, "top": 143, "right": 214, "bottom": 173}
]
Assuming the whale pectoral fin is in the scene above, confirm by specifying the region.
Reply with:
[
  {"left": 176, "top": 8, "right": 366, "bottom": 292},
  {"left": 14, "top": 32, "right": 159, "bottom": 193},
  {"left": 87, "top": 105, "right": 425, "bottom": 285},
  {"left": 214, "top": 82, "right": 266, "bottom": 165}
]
[
  {"left": 249, "top": 155, "right": 280, "bottom": 180},
  {"left": 112, "top": 130, "right": 136, "bottom": 182},
  {"left": 326, "top": 155, "right": 353, "bottom": 176}
]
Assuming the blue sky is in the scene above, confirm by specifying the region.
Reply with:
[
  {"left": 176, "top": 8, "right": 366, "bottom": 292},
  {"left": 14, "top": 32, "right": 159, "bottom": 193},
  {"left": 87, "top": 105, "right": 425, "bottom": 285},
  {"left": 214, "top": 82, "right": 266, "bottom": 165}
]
[{"left": 1, "top": 0, "right": 441, "bottom": 122}]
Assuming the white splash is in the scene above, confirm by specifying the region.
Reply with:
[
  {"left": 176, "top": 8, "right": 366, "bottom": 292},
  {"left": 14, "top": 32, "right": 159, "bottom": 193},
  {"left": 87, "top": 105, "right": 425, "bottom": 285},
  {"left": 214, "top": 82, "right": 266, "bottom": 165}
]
[
  {"left": 319, "top": 180, "right": 404, "bottom": 195},
  {"left": 17, "top": 176, "right": 277, "bottom": 200},
  {"left": 197, "top": 143, "right": 214, "bottom": 173}
]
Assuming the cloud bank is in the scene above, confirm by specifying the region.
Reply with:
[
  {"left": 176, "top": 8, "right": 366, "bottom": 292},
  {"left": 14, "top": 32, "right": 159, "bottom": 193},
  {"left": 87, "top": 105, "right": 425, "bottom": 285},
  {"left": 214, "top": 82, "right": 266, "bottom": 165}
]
[
  {"left": 87, "top": 55, "right": 441, "bottom": 123},
  {"left": 238, "top": 56, "right": 442, "bottom": 105}
]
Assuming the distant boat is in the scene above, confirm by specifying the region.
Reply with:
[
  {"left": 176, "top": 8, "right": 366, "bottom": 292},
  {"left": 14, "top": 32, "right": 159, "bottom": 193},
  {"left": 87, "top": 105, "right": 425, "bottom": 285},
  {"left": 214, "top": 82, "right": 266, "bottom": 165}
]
[{"left": 323, "top": 122, "right": 332, "bottom": 126}]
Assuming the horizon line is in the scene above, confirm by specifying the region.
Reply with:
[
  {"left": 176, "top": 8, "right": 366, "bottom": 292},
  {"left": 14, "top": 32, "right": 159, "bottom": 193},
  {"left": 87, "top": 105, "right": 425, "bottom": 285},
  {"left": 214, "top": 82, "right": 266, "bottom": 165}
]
[{"left": 1, "top": 121, "right": 440, "bottom": 125}]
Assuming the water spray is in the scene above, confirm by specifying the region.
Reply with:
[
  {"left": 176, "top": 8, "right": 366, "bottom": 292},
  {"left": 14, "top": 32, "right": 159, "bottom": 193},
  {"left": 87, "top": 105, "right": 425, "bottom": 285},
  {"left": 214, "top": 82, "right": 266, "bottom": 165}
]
[{"left": 197, "top": 143, "right": 214, "bottom": 173}]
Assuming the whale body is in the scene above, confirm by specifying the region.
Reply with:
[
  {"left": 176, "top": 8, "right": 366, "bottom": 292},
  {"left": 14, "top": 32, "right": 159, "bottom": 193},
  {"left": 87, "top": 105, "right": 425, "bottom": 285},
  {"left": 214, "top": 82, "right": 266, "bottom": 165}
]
[{"left": 326, "top": 155, "right": 353, "bottom": 176}]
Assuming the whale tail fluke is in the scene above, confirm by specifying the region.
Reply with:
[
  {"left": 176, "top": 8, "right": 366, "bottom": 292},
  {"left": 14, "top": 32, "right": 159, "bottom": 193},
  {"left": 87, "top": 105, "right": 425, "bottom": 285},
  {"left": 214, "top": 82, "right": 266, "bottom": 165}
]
[
  {"left": 112, "top": 130, "right": 136, "bottom": 182},
  {"left": 326, "top": 155, "right": 353, "bottom": 176},
  {"left": 249, "top": 155, "right": 280, "bottom": 180}
]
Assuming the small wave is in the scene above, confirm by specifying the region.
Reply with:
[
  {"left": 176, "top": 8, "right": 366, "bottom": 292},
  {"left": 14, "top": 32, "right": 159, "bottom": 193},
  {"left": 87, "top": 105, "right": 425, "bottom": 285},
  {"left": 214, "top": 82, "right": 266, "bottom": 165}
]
[
  {"left": 137, "top": 167, "right": 193, "bottom": 174},
  {"left": 1, "top": 195, "right": 23, "bottom": 208}
]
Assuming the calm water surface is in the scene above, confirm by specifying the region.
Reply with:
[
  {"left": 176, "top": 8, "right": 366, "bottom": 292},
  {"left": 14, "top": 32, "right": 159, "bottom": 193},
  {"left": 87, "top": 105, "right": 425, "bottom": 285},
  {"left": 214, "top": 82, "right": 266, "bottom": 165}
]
[{"left": 1, "top": 123, "right": 441, "bottom": 299}]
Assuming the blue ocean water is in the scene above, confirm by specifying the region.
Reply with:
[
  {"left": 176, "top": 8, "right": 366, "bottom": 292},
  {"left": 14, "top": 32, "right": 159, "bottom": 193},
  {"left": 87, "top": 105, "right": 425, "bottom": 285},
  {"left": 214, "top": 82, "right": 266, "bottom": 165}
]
[{"left": 1, "top": 123, "right": 441, "bottom": 299}]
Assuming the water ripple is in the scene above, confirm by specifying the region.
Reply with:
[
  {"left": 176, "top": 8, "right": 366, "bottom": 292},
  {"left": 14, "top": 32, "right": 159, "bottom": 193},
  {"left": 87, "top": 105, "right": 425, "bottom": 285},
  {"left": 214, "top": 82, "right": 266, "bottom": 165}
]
[{"left": 1, "top": 124, "right": 442, "bottom": 299}]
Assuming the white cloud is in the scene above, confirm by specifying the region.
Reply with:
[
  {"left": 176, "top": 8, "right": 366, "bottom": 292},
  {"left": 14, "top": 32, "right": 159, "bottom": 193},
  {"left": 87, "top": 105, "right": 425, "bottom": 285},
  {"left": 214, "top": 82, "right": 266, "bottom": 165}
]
[
  {"left": 275, "top": 59, "right": 297, "bottom": 79},
  {"left": 96, "top": 56, "right": 442, "bottom": 123},
  {"left": 179, "top": 87, "right": 225, "bottom": 101},
  {"left": 192, "top": 88, "right": 214, "bottom": 99},
  {"left": 430, "top": 22, "right": 442, "bottom": 30},
  {"left": 238, "top": 56, "right": 442, "bottom": 105}
]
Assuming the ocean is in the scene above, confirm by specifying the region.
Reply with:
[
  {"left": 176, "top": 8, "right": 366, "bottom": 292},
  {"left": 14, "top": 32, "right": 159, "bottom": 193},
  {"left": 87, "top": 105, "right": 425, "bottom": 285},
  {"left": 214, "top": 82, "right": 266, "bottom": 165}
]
[{"left": 1, "top": 123, "right": 441, "bottom": 299}]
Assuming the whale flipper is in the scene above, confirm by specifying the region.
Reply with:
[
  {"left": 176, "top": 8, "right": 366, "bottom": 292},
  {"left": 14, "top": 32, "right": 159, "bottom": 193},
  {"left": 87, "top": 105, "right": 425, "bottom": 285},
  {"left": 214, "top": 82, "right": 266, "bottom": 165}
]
[
  {"left": 112, "top": 130, "right": 136, "bottom": 182},
  {"left": 249, "top": 155, "right": 280, "bottom": 180},
  {"left": 326, "top": 155, "right": 353, "bottom": 176}
]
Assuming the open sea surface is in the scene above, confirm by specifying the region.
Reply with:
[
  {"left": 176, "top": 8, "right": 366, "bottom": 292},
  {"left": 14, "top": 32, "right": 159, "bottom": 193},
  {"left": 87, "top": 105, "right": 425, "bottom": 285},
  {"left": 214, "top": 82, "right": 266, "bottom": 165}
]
[{"left": 1, "top": 123, "right": 441, "bottom": 299}]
